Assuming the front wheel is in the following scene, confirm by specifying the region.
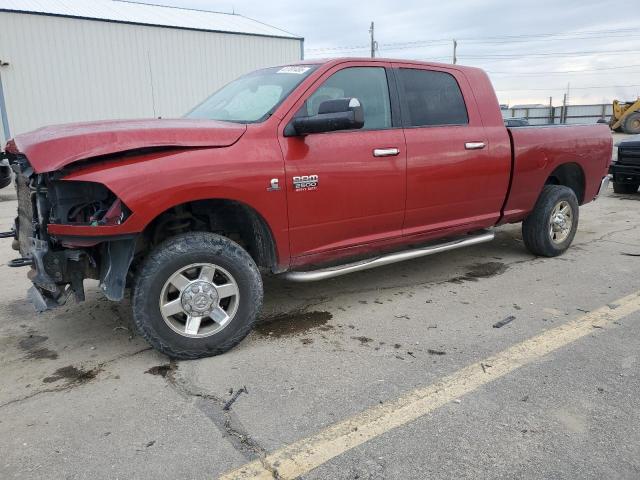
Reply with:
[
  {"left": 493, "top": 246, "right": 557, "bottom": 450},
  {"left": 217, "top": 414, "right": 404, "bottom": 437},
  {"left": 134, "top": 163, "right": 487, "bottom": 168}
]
[
  {"left": 522, "top": 185, "right": 579, "bottom": 257},
  {"left": 132, "top": 232, "right": 263, "bottom": 359}
]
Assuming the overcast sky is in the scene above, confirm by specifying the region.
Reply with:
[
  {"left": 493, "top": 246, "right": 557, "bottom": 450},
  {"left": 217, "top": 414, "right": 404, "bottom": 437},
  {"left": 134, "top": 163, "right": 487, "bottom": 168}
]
[{"left": 142, "top": 0, "right": 639, "bottom": 106}]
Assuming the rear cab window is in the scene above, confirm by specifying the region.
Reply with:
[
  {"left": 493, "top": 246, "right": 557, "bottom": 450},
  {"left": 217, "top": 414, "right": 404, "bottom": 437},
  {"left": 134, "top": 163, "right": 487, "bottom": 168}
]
[{"left": 396, "top": 68, "right": 469, "bottom": 127}]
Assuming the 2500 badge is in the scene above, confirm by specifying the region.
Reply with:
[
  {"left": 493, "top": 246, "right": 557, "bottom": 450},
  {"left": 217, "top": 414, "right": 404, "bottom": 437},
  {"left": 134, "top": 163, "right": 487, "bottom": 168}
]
[{"left": 293, "top": 175, "right": 319, "bottom": 192}]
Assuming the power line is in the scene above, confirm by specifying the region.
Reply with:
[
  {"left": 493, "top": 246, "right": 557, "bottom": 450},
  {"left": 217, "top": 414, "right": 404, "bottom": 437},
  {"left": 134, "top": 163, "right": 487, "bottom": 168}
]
[
  {"left": 494, "top": 84, "right": 640, "bottom": 92},
  {"left": 487, "top": 63, "right": 640, "bottom": 74},
  {"left": 306, "top": 26, "right": 638, "bottom": 52},
  {"left": 459, "top": 48, "right": 640, "bottom": 59}
]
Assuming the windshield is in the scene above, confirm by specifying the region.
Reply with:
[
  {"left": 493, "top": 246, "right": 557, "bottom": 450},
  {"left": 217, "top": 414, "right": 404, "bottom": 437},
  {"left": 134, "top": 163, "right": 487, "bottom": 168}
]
[{"left": 186, "top": 65, "right": 319, "bottom": 123}]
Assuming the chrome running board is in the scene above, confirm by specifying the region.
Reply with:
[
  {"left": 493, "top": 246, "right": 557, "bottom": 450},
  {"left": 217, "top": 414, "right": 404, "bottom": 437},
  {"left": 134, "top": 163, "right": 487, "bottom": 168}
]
[{"left": 284, "top": 229, "right": 495, "bottom": 282}]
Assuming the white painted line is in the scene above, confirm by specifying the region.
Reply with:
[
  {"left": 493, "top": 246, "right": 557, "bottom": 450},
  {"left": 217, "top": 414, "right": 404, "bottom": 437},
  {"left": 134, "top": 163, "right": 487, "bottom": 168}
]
[{"left": 220, "top": 291, "right": 640, "bottom": 480}]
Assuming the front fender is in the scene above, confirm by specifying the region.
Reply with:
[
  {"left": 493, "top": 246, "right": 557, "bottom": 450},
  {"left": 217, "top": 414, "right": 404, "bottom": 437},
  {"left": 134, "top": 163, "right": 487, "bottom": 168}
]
[{"left": 48, "top": 141, "right": 290, "bottom": 266}]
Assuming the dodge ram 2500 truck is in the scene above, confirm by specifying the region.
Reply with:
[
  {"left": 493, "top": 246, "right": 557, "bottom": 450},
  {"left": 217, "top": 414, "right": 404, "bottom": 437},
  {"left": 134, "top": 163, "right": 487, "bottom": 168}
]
[{"left": 2, "top": 58, "right": 612, "bottom": 359}]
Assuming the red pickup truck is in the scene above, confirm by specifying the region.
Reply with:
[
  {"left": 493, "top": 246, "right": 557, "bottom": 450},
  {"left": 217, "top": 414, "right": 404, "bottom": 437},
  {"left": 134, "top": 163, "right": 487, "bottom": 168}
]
[{"left": 3, "top": 58, "right": 611, "bottom": 359}]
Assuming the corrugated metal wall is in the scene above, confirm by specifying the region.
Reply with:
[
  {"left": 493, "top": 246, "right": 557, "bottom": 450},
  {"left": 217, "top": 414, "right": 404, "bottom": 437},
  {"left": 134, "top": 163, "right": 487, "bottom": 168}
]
[{"left": 0, "top": 12, "right": 302, "bottom": 144}]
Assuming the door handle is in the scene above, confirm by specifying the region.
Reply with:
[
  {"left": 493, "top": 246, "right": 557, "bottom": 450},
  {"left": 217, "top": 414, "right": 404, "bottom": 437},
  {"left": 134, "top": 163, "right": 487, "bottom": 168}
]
[
  {"left": 373, "top": 148, "right": 400, "bottom": 157},
  {"left": 465, "top": 142, "right": 486, "bottom": 150}
]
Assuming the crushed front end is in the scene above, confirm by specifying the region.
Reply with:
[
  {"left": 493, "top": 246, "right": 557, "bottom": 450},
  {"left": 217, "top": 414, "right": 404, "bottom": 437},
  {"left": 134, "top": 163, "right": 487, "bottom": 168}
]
[{"left": 4, "top": 150, "right": 136, "bottom": 311}]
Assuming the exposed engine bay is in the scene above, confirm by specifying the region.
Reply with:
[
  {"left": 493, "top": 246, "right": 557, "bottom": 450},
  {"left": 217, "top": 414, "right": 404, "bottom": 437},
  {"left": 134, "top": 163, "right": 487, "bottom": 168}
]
[{"left": 6, "top": 152, "right": 136, "bottom": 311}]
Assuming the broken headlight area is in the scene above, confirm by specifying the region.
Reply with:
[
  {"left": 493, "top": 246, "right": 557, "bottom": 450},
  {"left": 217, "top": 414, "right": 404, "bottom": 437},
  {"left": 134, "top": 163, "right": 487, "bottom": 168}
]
[
  {"left": 7, "top": 165, "right": 135, "bottom": 311},
  {"left": 48, "top": 180, "right": 131, "bottom": 226}
]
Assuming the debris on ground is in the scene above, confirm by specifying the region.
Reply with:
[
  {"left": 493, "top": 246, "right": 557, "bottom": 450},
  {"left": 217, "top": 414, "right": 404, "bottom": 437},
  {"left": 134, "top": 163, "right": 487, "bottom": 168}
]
[
  {"left": 223, "top": 386, "right": 248, "bottom": 411},
  {"left": 145, "top": 440, "right": 156, "bottom": 448},
  {"left": 407, "top": 351, "right": 416, "bottom": 358},
  {"left": 621, "top": 252, "right": 640, "bottom": 257},
  {"left": 493, "top": 315, "right": 516, "bottom": 328},
  {"left": 145, "top": 364, "right": 176, "bottom": 378},
  {"left": 480, "top": 362, "right": 492, "bottom": 373},
  {"left": 427, "top": 349, "right": 446, "bottom": 356}
]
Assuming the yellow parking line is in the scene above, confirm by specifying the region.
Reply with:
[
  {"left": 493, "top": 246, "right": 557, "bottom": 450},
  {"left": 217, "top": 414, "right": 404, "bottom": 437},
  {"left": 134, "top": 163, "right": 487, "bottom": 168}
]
[{"left": 220, "top": 291, "right": 640, "bottom": 480}]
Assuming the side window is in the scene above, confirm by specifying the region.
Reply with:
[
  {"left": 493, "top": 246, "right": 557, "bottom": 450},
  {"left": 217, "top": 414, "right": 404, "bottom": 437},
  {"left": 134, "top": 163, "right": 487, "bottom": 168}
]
[
  {"left": 397, "top": 68, "right": 468, "bottom": 127},
  {"left": 305, "top": 67, "right": 392, "bottom": 130}
]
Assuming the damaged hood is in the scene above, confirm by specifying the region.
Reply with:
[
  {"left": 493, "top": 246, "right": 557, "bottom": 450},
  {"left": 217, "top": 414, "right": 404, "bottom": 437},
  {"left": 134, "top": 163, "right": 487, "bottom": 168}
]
[{"left": 7, "top": 119, "right": 247, "bottom": 173}]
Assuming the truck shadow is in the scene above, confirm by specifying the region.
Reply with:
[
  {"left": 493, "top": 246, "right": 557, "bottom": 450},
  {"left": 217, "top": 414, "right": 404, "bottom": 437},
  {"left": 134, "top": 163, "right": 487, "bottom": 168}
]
[
  {"left": 261, "top": 226, "right": 527, "bottom": 318},
  {"left": 3, "top": 226, "right": 527, "bottom": 355}
]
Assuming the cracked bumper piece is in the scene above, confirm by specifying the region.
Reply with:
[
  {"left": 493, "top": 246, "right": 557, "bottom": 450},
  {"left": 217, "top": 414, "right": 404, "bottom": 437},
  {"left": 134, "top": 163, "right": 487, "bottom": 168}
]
[
  {"left": 27, "top": 285, "right": 64, "bottom": 313},
  {"left": 20, "top": 236, "right": 137, "bottom": 312}
]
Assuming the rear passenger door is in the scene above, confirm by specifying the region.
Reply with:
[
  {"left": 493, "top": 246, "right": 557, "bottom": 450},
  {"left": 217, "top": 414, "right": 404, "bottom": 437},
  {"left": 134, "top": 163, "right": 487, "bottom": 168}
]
[{"left": 394, "top": 65, "right": 510, "bottom": 237}]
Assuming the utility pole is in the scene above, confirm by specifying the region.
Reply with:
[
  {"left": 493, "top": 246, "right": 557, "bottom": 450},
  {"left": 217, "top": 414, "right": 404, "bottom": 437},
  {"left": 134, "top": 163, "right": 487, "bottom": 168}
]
[
  {"left": 452, "top": 39, "right": 457, "bottom": 64},
  {"left": 369, "top": 22, "right": 377, "bottom": 58}
]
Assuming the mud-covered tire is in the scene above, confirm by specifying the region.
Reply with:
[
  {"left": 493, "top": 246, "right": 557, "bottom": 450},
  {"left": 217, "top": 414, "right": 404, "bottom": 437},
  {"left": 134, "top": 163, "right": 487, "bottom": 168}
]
[
  {"left": 612, "top": 182, "right": 639, "bottom": 194},
  {"left": 623, "top": 112, "right": 640, "bottom": 135},
  {"left": 132, "top": 232, "right": 263, "bottom": 359},
  {"left": 522, "top": 185, "right": 579, "bottom": 257}
]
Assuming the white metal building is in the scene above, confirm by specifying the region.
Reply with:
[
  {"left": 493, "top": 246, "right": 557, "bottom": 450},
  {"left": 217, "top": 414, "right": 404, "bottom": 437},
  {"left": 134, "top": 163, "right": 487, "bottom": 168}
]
[{"left": 0, "top": 0, "right": 303, "bottom": 144}]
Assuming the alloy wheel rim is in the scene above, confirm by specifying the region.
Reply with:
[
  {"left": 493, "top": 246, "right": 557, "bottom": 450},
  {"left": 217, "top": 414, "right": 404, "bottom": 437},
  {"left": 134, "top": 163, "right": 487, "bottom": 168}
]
[
  {"left": 159, "top": 263, "right": 240, "bottom": 338},
  {"left": 549, "top": 200, "right": 573, "bottom": 244}
]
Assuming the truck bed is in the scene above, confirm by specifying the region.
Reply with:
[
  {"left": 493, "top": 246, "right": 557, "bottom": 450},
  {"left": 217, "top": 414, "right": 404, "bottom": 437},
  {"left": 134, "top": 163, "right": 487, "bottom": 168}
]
[{"left": 501, "top": 123, "right": 612, "bottom": 224}]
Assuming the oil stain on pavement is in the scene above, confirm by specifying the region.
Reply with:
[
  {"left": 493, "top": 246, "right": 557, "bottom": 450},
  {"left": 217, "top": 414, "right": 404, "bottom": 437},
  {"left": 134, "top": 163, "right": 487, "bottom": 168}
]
[
  {"left": 255, "top": 311, "right": 333, "bottom": 338},
  {"left": 42, "top": 365, "right": 101, "bottom": 385},
  {"left": 18, "top": 333, "right": 59, "bottom": 360}
]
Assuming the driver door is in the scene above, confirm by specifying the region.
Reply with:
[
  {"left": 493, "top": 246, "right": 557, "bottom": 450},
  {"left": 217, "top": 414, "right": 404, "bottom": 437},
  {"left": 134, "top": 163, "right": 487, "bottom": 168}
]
[{"left": 277, "top": 63, "right": 407, "bottom": 263}]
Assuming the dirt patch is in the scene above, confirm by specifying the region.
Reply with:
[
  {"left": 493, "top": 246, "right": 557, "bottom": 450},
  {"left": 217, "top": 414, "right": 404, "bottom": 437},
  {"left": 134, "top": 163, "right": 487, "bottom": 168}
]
[
  {"left": 18, "top": 334, "right": 58, "bottom": 360},
  {"left": 43, "top": 365, "right": 101, "bottom": 385},
  {"left": 351, "top": 336, "right": 373, "bottom": 344},
  {"left": 25, "top": 348, "right": 58, "bottom": 360},
  {"left": 464, "top": 262, "right": 507, "bottom": 279},
  {"left": 450, "top": 262, "right": 508, "bottom": 283},
  {"left": 255, "top": 311, "right": 333, "bottom": 338},
  {"left": 19, "top": 334, "right": 48, "bottom": 350}
]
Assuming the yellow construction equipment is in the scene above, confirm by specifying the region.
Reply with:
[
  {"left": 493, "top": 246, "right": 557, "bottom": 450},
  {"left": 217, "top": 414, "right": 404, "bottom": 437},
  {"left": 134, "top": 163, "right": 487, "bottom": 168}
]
[{"left": 610, "top": 98, "right": 640, "bottom": 134}]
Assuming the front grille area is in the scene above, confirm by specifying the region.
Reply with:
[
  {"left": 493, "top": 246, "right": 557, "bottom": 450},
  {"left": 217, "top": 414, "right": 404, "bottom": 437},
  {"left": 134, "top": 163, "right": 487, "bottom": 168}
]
[
  {"left": 15, "top": 172, "right": 35, "bottom": 257},
  {"left": 618, "top": 146, "right": 640, "bottom": 167}
]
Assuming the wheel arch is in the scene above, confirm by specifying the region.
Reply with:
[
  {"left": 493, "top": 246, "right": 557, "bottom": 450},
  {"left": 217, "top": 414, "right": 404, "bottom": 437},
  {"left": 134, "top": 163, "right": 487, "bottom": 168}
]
[
  {"left": 544, "top": 162, "right": 586, "bottom": 204},
  {"left": 136, "top": 198, "right": 280, "bottom": 273}
]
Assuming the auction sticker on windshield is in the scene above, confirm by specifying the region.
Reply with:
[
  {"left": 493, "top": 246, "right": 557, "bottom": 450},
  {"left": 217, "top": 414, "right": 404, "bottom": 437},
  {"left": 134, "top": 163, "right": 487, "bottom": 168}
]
[{"left": 277, "top": 66, "right": 311, "bottom": 74}]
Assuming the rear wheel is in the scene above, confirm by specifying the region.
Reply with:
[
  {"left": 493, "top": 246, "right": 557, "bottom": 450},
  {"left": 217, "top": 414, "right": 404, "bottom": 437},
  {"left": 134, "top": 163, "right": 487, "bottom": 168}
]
[
  {"left": 623, "top": 112, "right": 640, "bottom": 135},
  {"left": 522, "top": 185, "right": 579, "bottom": 257},
  {"left": 612, "top": 182, "right": 639, "bottom": 194},
  {"left": 132, "top": 232, "right": 263, "bottom": 359}
]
